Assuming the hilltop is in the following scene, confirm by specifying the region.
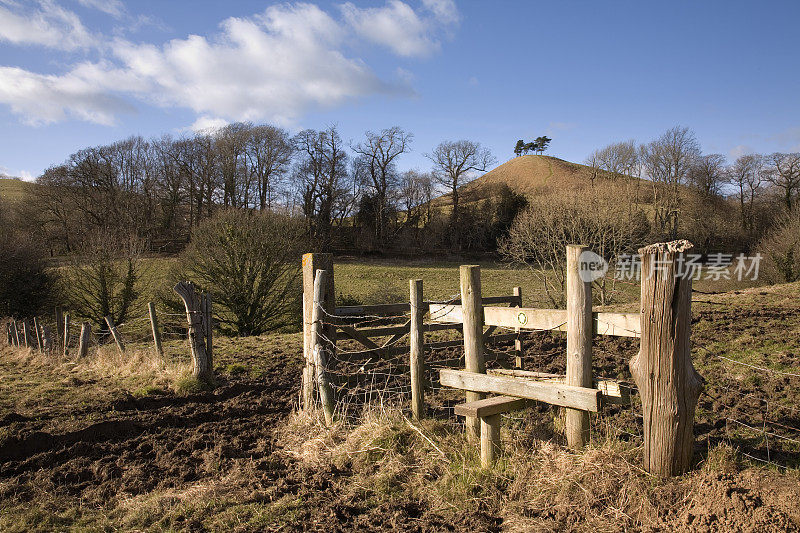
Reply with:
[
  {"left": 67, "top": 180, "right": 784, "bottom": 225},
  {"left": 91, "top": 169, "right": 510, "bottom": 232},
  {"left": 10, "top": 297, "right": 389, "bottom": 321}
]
[{"left": 466, "top": 154, "right": 599, "bottom": 195}]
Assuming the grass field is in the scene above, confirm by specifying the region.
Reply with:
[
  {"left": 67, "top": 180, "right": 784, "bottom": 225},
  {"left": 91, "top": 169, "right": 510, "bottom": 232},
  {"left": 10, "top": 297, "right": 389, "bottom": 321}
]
[{"left": 0, "top": 177, "right": 32, "bottom": 204}]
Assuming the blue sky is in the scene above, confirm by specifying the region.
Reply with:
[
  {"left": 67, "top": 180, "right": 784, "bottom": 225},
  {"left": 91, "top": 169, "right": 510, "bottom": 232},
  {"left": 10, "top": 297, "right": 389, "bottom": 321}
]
[{"left": 1, "top": 0, "right": 799, "bottom": 180}]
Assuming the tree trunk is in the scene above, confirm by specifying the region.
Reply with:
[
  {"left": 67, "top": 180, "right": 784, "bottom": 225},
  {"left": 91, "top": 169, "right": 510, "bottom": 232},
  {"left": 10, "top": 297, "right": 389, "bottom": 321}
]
[{"left": 630, "top": 240, "right": 703, "bottom": 477}]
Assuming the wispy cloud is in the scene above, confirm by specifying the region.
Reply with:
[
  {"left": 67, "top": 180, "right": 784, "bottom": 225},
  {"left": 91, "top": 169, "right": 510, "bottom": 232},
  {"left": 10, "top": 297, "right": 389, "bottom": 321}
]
[
  {"left": 76, "top": 0, "right": 126, "bottom": 18},
  {"left": 0, "top": 0, "right": 455, "bottom": 127},
  {"left": 0, "top": 0, "right": 97, "bottom": 50}
]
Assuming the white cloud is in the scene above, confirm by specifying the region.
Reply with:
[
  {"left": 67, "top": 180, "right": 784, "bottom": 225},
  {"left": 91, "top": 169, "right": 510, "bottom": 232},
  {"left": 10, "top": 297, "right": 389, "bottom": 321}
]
[
  {"left": 187, "top": 115, "right": 228, "bottom": 133},
  {"left": 0, "top": 1, "right": 456, "bottom": 126},
  {"left": 0, "top": 65, "right": 136, "bottom": 125},
  {"left": 0, "top": 0, "right": 96, "bottom": 50},
  {"left": 341, "top": 0, "right": 459, "bottom": 57},
  {"left": 19, "top": 170, "right": 34, "bottom": 181},
  {"left": 75, "top": 0, "right": 125, "bottom": 18},
  {"left": 107, "top": 3, "right": 401, "bottom": 125}
]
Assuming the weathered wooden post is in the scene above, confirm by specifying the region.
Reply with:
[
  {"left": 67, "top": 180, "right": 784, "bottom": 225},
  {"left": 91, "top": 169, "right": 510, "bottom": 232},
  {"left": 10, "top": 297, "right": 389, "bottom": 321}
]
[
  {"left": 409, "top": 279, "right": 425, "bottom": 420},
  {"left": 566, "top": 245, "right": 593, "bottom": 449},
  {"left": 202, "top": 294, "right": 213, "bottom": 366},
  {"left": 460, "top": 265, "right": 486, "bottom": 443},
  {"left": 104, "top": 316, "right": 126, "bottom": 354},
  {"left": 148, "top": 302, "right": 164, "bottom": 356},
  {"left": 12, "top": 319, "right": 20, "bottom": 346},
  {"left": 174, "top": 281, "right": 214, "bottom": 383},
  {"left": 513, "top": 286, "right": 523, "bottom": 369},
  {"left": 630, "top": 240, "right": 703, "bottom": 477},
  {"left": 312, "top": 270, "right": 335, "bottom": 425},
  {"left": 40, "top": 324, "right": 54, "bottom": 353},
  {"left": 21, "top": 320, "right": 29, "bottom": 348},
  {"left": 55, "top": 307, "right": 64, "bottom": 346},
  {"left": 302, "top": 253, "right": 335, "bottom": 412},
  {"left": 5, "top": 322, "right": 11, "bottom": 345},
  {"left": 63, "top": 313, "right": 70, "bottom": 356},
  {"left": 77, "top": 322, "right": 91, "bottom": 357},
  {"left": 33, "top": 317, "right": 43, "bottom": 351}
]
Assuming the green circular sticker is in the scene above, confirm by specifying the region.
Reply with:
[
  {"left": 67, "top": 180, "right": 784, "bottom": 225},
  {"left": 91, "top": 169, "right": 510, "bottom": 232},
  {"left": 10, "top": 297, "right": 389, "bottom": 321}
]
[{"left": 517, "top": 312, "right": 528, "bottom": 325}]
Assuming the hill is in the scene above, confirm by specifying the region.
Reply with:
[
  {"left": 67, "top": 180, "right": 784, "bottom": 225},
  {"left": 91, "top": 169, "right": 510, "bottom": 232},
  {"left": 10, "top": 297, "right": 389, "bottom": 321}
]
[
  {"left": 0, "top": 177, "right": 34, "bottom": 204},
  {"left": 465, "top": 154, "right": 599, "bottom": 195}
]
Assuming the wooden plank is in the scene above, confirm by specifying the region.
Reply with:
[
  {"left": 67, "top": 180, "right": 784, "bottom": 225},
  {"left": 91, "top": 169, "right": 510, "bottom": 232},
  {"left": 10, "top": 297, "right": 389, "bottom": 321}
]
[
  {"left": 344, "top": 344, "right": 408, "bottom": 359},
  {"left": 484, "top": 306, "right": 567, "bottom": 331},
  {"left": 488, "top": 369, "right": 631, "bottom": 405},
  {"left": 423, "top": 322, "right": 462, "bottom": 333},
  {"left": 439, "top": 369, "right": 601, "bottom": 412},
  {"left": 351, "top": 323, "right": 410, "bottom": 337},
  {"left": 454, "top": 395, "right": 531, "bottom": 418},
  {"left": 104, "top": 316, "right": 126, "bottom": 354},
  {"left": 428, "top": 303, "right": 463, "bottom": 324},
  {"left": 338, "top": 326, "right": 384, "bottom": 352},
  {"left": 594, "top": 312, "right": 640, "bottom": 337},
  {"left": 335, "top": 303, "right": 411, "bottom": 317}
]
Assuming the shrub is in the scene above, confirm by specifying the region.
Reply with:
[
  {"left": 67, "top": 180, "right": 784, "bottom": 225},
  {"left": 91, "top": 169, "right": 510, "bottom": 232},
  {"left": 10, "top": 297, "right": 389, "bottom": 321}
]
[
  {"left": 756, "top": 208, "right": 800, "bottom": 283},
  {"left": 62, "top": 229, "right": 145, "bottom": 329},
  {"left": 178, "top": 209, "right": 306, "bottom": 336}
]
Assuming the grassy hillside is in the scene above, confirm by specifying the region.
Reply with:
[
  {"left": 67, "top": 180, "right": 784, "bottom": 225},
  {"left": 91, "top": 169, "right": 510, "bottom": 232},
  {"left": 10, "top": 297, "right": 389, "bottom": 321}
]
[{"left": 0, "top": 177, "right": 33, "bottom": 204}]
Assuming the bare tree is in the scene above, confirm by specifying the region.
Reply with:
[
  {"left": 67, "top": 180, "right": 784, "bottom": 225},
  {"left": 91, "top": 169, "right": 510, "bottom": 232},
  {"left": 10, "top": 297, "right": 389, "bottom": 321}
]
[
  {"left": 688, "top": 153, "right": 726, "bottom": 199},
  {"left": 762, "top": 152, "right": 800, "bottom": 211},
  {"left": 246, "top": 125, "right": 295, "bottom": 211},
  {"left": 351, "top": 127, "right": 412, "bottom": 245},
  {"left": 727, "top": 154, "right": 762, "bottom": 232},
  {"left": 425, "top": 140, "right": 495, "bottom": 246},
  {"left": 398, "top": 169, "right": 434, "bottom": 229},
  {"left": 640, "top": 126, "right": 701, "bottom": 239},
  {"left": 293, "top": 125, "right": 351, "bottom": 250}
]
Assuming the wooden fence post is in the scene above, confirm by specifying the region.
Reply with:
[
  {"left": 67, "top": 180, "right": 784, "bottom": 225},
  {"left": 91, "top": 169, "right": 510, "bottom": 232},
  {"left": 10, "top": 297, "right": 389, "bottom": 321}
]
[
  {"left": 77, "top": 322, "right": 91, "bottom": 357},
  {"left": 630, "top": 240, "right": 703, "bottom": 477},
  {"left": 148, "top": 302, "right": 164, "bottom": 356},
  {"left": 33, "top": 317, "right": 43, "bottom": 351},
  {"left": 460, "top": 265, "right": 486, "bottom": 443},
  {"left": 203, "top": 294, "right": 213, "bottom": 367},
  {"left": 41, "top": 324, "right": 53, "bottom": 353},
  {"left": 63, "top": 313, "right": 70, "bottom": 356},
  {"left": 513, "top": 286, "right": 523, "bottom": 369},
  {"left": 104, "top": 316, "right": 126, "bottom": 354},
  {"left": 409, "top": 279, "right": 425, "bottom": 420},
  {"left": 22, "top": 321, "right": 30, "bottom": 348},
  {"left": 5, "top": 322, "right": 11, "bottom": 345},
  {"left": 55, "top": 307, "right": 64, "bottom": 346},
  {"left": 174, "top": 281, "right": 214, "bottom": 383},
  {"left": 12, "top": 319, "right": 20, "bottom": 346},
  {"left": 566, "top": 245, "right": 592, "bottom": 449},
  {"left": 312, "top": 270, "right": 335, "bottom": 425},
  {"left": 302, "top": 253, "right": 334, "bottom": 411}
]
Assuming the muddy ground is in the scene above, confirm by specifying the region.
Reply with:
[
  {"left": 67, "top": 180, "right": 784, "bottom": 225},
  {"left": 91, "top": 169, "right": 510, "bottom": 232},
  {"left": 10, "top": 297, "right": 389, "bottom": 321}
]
[{"left": 1, "top": 284, "right": 800, "bottom": 531}]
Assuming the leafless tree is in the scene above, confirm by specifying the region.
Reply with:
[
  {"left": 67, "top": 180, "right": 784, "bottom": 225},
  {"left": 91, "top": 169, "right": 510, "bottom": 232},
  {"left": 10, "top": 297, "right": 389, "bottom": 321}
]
[
  {"left": 352, "top": 127, "right": 412, "bottom": 244},
  {"left": 246, "top": 125, "right": 295, "bottom": 211},
  {"left": 762, "top": 152, "right": 800, "bottom": 211},
  {"left": 727, "top": 154, "right": 762, "bottom": 232},
  {"left": 688, "top": 153, "right": 726, "bottom": 199},
  {"left": 426, "top": 140, "right": 495, "bottom": 246},
  {"left": 640, "top": 126, "right": 701, "bottom": 239}
]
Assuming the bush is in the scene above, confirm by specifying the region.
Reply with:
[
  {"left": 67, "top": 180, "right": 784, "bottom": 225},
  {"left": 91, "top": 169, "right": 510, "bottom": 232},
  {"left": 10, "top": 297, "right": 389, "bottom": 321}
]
[
  {"left": 178, "top": 209, "right": 306, "bottom": 336},
  {"left": 62, "top": 229, "right": 145, "bottom": 329},
  {"left": 0, "top": 201, "right": 55, "bottom": 317},
  {"left": 756, "top": 208, "right": 800, "bottom": 283}
]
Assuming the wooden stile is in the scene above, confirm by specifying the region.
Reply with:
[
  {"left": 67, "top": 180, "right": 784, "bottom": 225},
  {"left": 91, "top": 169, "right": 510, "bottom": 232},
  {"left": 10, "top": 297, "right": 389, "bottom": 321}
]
[
  {"left": 440, "top": 369, "right": 602, "bottom": 412},
  {"left": 630, "top": 240, "right": 703, "bottom": 477}
]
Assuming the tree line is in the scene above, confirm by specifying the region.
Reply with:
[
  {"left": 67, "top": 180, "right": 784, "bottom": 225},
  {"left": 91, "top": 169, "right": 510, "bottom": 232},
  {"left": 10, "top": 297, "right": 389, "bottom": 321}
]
[{"left": 23, "top": 123, "right": 511, "bottom": 255}]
